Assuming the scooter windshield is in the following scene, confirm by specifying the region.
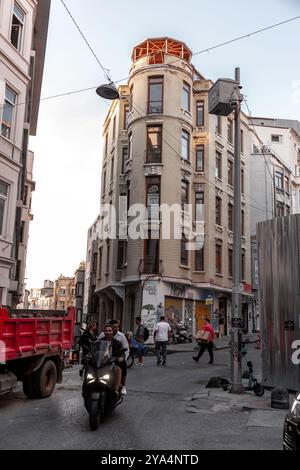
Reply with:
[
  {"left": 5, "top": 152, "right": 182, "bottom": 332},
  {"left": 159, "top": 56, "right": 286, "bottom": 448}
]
[{"left": 92, "top": 340, "right": 112, "bottom": 368}]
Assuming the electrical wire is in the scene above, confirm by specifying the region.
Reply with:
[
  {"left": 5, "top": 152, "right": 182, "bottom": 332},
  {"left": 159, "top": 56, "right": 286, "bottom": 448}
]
[{"left": 60, "top": 0, "right": 111, "bottom": 81}]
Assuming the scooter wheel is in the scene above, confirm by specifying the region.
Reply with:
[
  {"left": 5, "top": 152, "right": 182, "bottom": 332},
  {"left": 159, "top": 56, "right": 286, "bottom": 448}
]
[
  {"left": 89, "top": 401, "right": 101, "bottom": 430},
  {"left": 126, "top": 355, "right": 134, "bottom": 369},
  {"left": 253, "top": 383, "right": 265, "bottom": 397}
]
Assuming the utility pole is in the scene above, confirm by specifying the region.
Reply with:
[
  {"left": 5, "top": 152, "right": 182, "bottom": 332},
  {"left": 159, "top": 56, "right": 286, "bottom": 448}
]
[
  {"left": 208, "top": 68, "right": 244, "bottom": 393},
  {"left": 231, "top": 67, "right": 244, "bottom": 393}
]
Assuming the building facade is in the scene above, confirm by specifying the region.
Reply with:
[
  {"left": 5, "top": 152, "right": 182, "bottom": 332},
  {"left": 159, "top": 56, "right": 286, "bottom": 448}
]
[
  {"left": 0, "top": 0, "right": 51, "bottom": 307},
  {"left": 91, "top": 38, "right": 253, "bottom": 336},
  {"left": 249, "top": 117, "right": 300, "bottom": 330},
  {"left": 83, "top": 216, "right": 101, "bottom": 324},
  {"left": 53, "top": 275, "right": 75, "bottom": 311}
]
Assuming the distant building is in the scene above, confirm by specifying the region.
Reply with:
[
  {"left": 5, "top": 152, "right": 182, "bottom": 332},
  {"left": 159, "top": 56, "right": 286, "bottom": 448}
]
[
  {"left": 83, "top": 216, "right": 101, "bottom": 324},
  {"left": 53, "top": 275, "right": 75, "bottom": 311}
]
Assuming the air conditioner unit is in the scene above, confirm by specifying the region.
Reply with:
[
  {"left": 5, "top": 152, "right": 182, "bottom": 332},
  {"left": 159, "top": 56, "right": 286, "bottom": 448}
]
[{"left": 253, "top": 144, "right": 260, "bottom": 154}]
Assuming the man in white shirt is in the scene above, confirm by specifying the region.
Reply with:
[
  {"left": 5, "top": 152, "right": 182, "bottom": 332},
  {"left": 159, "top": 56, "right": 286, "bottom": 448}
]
[{"left": 154, "top": 315, "right": 171, "bottom": 366}]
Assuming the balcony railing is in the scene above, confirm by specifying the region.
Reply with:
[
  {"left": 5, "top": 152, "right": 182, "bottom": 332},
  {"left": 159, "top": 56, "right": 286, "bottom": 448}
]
[
  {"left": 147, "top": 101, "right": 163, "bottom": 114},
  {"left": 139, "top": 258, "right": 163, "bottom": 275},
  {"left": 145, "top": 148, "right": 162, "bottom": 164}
]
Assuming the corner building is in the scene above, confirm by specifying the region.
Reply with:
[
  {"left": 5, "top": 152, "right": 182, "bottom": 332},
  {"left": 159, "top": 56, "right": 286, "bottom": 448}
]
[{"left": 95, "top": 38, "right": 252, "bottom": 336}]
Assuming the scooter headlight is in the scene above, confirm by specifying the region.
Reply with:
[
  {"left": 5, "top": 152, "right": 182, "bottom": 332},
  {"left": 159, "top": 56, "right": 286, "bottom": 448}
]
[
  {"left": 101, "top": 374, "right": 110, "bottom": 380},
  {"left": 86, "top": 373, "right": 95, "bottom": 383}
]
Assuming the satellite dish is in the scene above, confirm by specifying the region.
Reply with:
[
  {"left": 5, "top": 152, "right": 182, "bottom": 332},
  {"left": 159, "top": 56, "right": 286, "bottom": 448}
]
[{"left": 96, "top": 83, "right": 119, "bottom": 100}]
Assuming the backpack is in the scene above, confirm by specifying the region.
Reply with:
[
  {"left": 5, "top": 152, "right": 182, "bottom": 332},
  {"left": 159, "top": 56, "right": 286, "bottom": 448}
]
[{"left": 143, "top": 326, "right": 149, "bottom": 342}]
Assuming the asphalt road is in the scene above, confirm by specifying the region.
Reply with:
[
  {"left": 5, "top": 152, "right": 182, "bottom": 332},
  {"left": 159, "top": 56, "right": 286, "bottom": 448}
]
[{"left": 0, "top": 345, "right": 286, "bottom": 450}]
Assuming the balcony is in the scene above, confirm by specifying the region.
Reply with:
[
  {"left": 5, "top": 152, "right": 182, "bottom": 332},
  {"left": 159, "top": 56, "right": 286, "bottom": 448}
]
[
  {"left": 145, "top": 148, "right": 162, "bottom": 164},
  {"left": 147, "top": 101, "right": 163, "bottom": 115},
  {"left": 139, "top": 258, "right": 163, "bottom": 275}
]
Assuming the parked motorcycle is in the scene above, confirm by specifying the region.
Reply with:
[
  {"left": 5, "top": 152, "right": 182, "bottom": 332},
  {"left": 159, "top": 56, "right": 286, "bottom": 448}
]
[
  {"left": 82, "top": 340, "right": 125, "bottom": 430},
  {"left": 175, "top": 321, "right": 193, "bottom": 343}
]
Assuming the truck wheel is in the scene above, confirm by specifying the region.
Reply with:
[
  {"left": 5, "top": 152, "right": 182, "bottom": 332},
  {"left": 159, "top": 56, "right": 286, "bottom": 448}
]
[
  {"left": 22, "top": 375, "right": 34, "bottom": 398},
  {"left": 31, "top": 360, "right": 57, "bottom": 398},
  {"left": 89, "top": 401, "right": 101, "bottom": 431}
]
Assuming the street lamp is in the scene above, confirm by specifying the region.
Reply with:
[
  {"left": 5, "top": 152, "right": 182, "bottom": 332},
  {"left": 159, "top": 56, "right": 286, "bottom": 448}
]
[
  {"left": 96, "top": 82, "right": 120, "bottom": 100},
  {"left": 208, "top": 68, "right": 244, "bottom": 394}
]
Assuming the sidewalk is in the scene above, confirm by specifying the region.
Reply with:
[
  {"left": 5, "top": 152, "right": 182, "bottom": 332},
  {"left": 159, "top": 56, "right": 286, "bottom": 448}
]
[{"left": 147, "top": 332, "right": 258, "bottom": 354}]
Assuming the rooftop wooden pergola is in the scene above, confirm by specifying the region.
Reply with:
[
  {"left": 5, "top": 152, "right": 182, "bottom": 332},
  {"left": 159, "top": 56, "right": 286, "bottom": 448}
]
[{"left": 132, "top": 37, "right": 192, "bottom": 64}]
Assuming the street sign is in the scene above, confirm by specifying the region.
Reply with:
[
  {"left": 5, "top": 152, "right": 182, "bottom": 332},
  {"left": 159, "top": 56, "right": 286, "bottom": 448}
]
[
  {"left": 232, "top": 317, "right": 242, "bottom": 328},
  {"left": 284, "top": 321, "right": 294, "bottom": 331},
  {"left": 205, "top": 299, "right": 213, "bottom": 305}
]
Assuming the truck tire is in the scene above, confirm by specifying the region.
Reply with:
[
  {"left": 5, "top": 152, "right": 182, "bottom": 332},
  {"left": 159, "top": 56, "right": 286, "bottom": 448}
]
[
  {"left": 31, "top": 360, "right": 57, "bottom": 398},
  {"left": 22, "top": 375, "right": 34, "bottom": 398}
]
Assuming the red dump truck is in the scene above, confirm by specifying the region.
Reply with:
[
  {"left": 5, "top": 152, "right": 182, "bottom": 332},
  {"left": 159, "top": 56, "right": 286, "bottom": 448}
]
[{"left": 0, "top": 306, "right": 75, "bottom": 398}]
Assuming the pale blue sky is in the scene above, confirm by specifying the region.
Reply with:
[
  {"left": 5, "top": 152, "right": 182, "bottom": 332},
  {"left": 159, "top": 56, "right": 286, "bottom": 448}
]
[{"left": 27, "top": 0, "right": 300, "bottom": 288}]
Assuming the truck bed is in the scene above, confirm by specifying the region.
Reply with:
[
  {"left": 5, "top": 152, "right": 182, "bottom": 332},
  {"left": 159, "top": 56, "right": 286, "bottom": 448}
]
[{"left": 0, "top": 307, "right": 75, "bottom": 362}]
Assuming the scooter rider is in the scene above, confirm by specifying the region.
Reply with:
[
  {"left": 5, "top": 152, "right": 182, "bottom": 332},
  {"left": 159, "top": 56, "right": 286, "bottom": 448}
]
[{"left": 90, "top": 324, "right": 126, "bottom": 396}]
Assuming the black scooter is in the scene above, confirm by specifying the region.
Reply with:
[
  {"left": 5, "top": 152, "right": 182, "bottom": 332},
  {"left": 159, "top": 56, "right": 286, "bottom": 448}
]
[{"left": 82, "top": 340, "right": 125, "bottom": 430}]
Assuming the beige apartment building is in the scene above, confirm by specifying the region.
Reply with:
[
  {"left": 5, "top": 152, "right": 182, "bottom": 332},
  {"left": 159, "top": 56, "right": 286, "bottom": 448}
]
[
  {"left": 53, "top": 275, "right": 75, "bottom": 311},
  {"left": 0, "top": 0, "right": 51, "bottom": 307},
  {"left": 94, "top": 38, "right": 252, "bottom": 336}
]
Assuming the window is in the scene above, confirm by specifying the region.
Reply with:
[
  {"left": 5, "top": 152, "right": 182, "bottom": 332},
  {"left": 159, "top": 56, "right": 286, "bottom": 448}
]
[
  {"left": 181, "top": 180, "right": 189, "bottom": 210},
  {"left": 98, "top": 248, "right": 103, "bottom": 279},
  {"left": 195, "top": 191, "right": 204, "bottom": 221},
  {"left": 104, "top": 133, "right": 108, "bottom": 156},
  {"left": 76, "top": 283, "right": 83, "bottom": 297},
  {"left": 180, "top": 234, "right": 188, "bottom": 266},
  {"left": 228, "top": 248, "right": 233, "bottom": 277},
  {"left": 195, "top": 246, "right": 204, "bottom": 271},
  {"left": 241, "top": 168, "right": 245, "bottom": 194},
  {"left": 145, "top": 236, "right": 159, "bottom": 273},
  {"left": 241, "top": 209, "right": 245, "bottom": 236},
  {"left": 20, "top": 221, "right": 25, "bottom": 244},
  {"left": 122, "top": 147, "right": 128, "bottom": 173},
  {"left": 182, "top": 82, "right": 191, "bottom": 112},
  {"left": 129, "top": 85, "right": 133, "bottom": 111},
  {"left": 216, "top": 243, "right": 222, "bottom": 274},
  {"left": 106, "top": 241, "right": 110, "bottom": 273},
  {"left": 241, "top": 129, "right": 244, "bottom": 154},
  {"left": 0, "top": 181, "right": 9, "bottom": 235},
  {"left": 181, "top": 130, "right": 190, "bottom": 160},
  {"left": 216, "top": 196, "right": 222, "bottom": 226},
  {"left": 276, "top": 201, "right": 284, "bottom": 217},
  {"left": 76, "top": 309, "right": 83, "bottom": 324},
  {"left": 146, "top": 125, "right": 162, "bottom": 163},
  {"left": 10, "top": 3, "right": 25, "bottom": 51},
  {"left": 216, "top": 151, "right": 222, "bottom": 178},
  {"left": 196, "top": 101, "right": 204, "bottom": 127},
  {"left": 271, "top": 134, "right": 282, "bottom": 143},
  {"left": 147, "top": 177, "right": 160, "bottom": 220},
  {"left": 216, "top": 115, "right": 222, "bottom": 135},
  {"left": 227, "top": 119, "right": 233, "bottom": 144},
  {"left": 111, "top": 156, "right": 114, "bottom": 181},
  {"left": 117, "top": 240, "right": 127, "bottom": 269},
  {"left": 275, "top": 171, "right": 283, "bottom": 190},
  {"left": 286, "top": 205, "right": 290, "bottom": 216},
  {"left": 92, "top": 253, "right": 98, "bottom": 272},
  {"left": 128, "top": 132, "right": 133, "bottom": 159},
  {"left": 102, "top": 170, "right": 106, "bottom": 195},
  {"left": 112, "top": 116, "right": 116, "bottom": 141},
  {"left": 228, "top": 203, "right": 233, "bottom": 231},
  {"left": 284, "top": 176, "right": 290, "bottom": 194},
  {"left": 124, "top": 105, "right": 129, "bottom": 130},
  {"left": 196, "top": 145, "right": 204, "bottom": 172},
  {"left": 242, "top": 249, "right": 246, "bottom": 280},
  {"left": 148, "top": 76, "right": 163, "bottom": 114},
  {"left": 1, "top": 86, "right": 17, "bottom": 140},
  {"left": 228, "top": 159, "right": 233, "bottom": 186},
  {"left": 59, "top": 289, "right": 66, "bottom": 296}
]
